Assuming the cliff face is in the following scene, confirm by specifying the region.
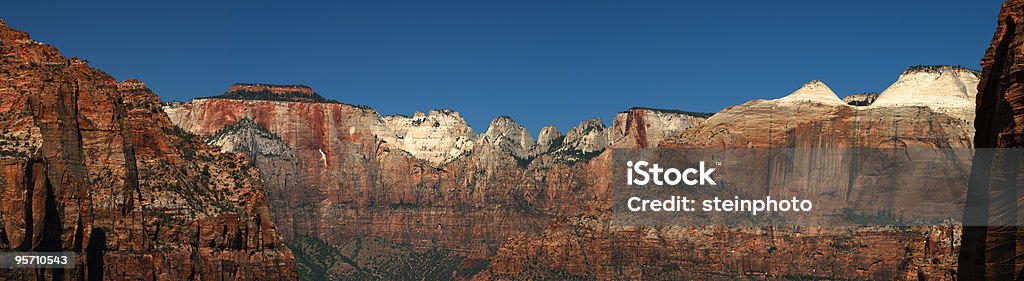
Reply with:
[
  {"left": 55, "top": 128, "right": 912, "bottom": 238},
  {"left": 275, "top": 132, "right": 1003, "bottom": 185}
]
[
  {"left": 163, "top": 89, "right": 710, "bottom": 278},
  {"left": 608, "top": 107, "right": 708, "bottom": 148},
  {"left": 165, "top": 66, "right": 979, "bottom": 280},
  {"left": 959, "top": 1, "right": 1024, "bottom": 279},
  {"left": 480, "top": 74, "right": 976, "bottom": 280},
  {"left": 0, "top": 21, "right": 295, "bottom": 280},
  {"left": 382, "top": 110, "right": 476, "bottom": 166}
]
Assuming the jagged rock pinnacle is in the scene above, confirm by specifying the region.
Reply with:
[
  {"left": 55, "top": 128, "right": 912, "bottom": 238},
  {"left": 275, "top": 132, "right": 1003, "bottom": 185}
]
[
  {"left": 536, "top": 125, "right": 562, "bottom": 149},
  {"left": 480, "top": 116, "right": 535, "bottom": 159}
]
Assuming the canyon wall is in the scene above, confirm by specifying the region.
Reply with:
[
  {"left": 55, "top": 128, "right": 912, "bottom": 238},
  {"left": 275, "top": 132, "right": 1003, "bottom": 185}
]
[
  {"left": 478, "top": 70, "right": 977, "bottom": 280},
  {"left": 0, "top": 21, "right": 295, "bottom": 280},
  {"left": 163, "top": 95, "right": 708, "bottom": 279},
  {"left": 959, "top": 0, "right": 1024, "bottom": 279},
  {"left": 164, "top": 65, "right": 979, "bottom": 280}
]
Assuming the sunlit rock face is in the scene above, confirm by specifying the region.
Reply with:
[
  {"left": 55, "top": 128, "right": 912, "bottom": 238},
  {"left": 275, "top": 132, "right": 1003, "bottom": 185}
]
[
  {"left": 667, "top": 72, "right": 975, "bottom": 149},
  {"left": 383, "top": 109, "right": 476, "bottom": 166},
  {"left": 207, "top": 117, "right": 295, "bottom": 159},
  {"left": 774, "top": 80, "right": 847, "bottom": 106},
  {"left": 871, "top": 65, "right": 980, "bottom": 121},
  {"left": 534, "top": 125, "right": 563, "bottom": 153},
  {"left": 609, "top": 107, "right": 708, "bottom": 148},
  {"left": 478, "top": 116, "right": 536, "bottom": 160}
]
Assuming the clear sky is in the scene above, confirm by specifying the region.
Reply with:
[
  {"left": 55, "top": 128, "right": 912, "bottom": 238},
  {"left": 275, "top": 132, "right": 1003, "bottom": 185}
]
[{"left": 2, "top": 1, "right": 1004, "bottom": 135}]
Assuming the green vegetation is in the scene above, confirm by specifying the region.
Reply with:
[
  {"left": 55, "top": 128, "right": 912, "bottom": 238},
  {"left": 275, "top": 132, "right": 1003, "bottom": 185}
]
[
  {"left": 626, "top": 106, "right": 715, "bottom": 118},
  {"left": 210, "top": 89, "right": 340, "bottom": 103},
  {"left": 287, "top": 235, "right": 488, "bottom": 280},
  {"left": 839, "top": 208, "right": 905, "bottom": 226},
  {"left": 161, "top": 125, "right": 200, "bottom": 159},
  {"left": 905, "top": 65, "right": 980, "bottom": 75}
]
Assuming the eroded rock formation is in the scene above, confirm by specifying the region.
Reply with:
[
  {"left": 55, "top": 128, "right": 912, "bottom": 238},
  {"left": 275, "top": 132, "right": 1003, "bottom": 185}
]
[
  {"left": 0, "top": 21, "right": 295, "bottom": 280},
  {"left": 481, "top": 71, "right": 978, "bottom": 280},
  {"left": 164, "top": 64, "right": 977, "bottom": 280},
  {"left": 843, "top": 93, "right": 879, "bottom": 106},
  {"left": 382, "top": 110, "right": 476, "bottom": 166},
  {"left": 163, "top": 83, "right": 711, "bottom": 279}
]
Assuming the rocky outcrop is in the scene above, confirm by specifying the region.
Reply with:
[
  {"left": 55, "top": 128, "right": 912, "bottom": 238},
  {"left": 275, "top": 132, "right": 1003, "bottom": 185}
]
[
  {"left": 0, "top": 21, "right": 295, "bottom": 280},
  {"left": 541, "top": 118, "right": 608, "bottom": 162},
  {"left": 478, "top": 116, "right": 536, "bottom": 160},
  {"left": 843, "top": 93, "right": 879, "bottom": 106},
  {"left": 608, "top": 107, "right": 708, "bottom": 148},
  {"left": 214, "top": 83, "right": 336, "bottom": 103},
  {"left": 534, "top": 126, "right": 562, "bottom": 152},
  {"left": 959, "top": 1, "right": 1024, "bottom": 279},
  {"left": 382, "top": 109, "right": 476, "bottom": 166},
  {"left": 207, "top": 117, "right": 295, "bottom": 160}
]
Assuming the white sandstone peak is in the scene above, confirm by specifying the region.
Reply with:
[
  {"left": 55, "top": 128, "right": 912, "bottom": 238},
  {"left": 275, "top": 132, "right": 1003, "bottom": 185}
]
[
  {"left": 560, "top": 118, "right": 609, "bottom": 154},
  {"left": 870, "top": 65, "right": 980, "bottom": 119},
  {"left": 537, "top": 126, "right": 562, "bottom": 148},
  {"left": 480, "top": 116, "right": 536, "bottom": 158},
  {"left": 775, "top": 80, "right": 846, "bottom": 106},
  {"left": 383, "top": 109, "right": 476, "bottom": 166},
  {"left": 207, "top": 118, "right": 294, "bottom": 159}
]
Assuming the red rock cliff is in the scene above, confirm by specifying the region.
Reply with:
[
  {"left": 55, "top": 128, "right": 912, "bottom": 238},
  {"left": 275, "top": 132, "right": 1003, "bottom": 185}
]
[
  {"left": 0, "top": 20, "right": 296, "bottom": 280},
  {"left": 959, "top": 0, "right": 1024, "bottom": 279}
]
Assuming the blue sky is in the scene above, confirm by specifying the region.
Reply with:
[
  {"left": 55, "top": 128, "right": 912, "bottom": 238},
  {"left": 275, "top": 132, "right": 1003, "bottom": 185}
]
[{"left": 2, "top": 1, "right": 1004, "bottom": 134}]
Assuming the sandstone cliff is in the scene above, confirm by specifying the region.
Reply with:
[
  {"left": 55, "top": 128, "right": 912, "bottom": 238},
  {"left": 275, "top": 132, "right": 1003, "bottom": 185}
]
[
  {"left": 958, "top": 1, "right": 1024, "bottom": 279},
  {"left": 479, "top": 71, "right": 976, "bottom": 280},
  {"left": 382, "top": 110, "right": 476, "bottom": 166},
  {"left": 163, "top": 66, "right": 979, "bottom": 279},
  {"left": 0, "top": 21, "right": 295, "bottom": 280},
  {"left": 163, "top": 83, "right": 713, "bottom": 280}
]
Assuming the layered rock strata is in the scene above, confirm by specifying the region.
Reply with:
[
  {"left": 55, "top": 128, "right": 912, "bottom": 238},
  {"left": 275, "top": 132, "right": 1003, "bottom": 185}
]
[
  {"left": 959, "top": 1, "right": 1024, "bottom": 279},
  {"left": 480, "top": 74, "right": 977, "bottom": 280},
  {"left": 0, "top": 21, "right": 295, "bottom": 280}
]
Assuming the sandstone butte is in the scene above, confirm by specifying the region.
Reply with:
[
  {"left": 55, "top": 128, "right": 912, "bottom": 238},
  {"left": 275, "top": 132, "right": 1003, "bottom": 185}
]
[
  {"left": 0, "top": 6, "right": 1005, "bottom": 281},
  {"left": 0, "top": 20, "right": 295, "bottom": 280}
]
